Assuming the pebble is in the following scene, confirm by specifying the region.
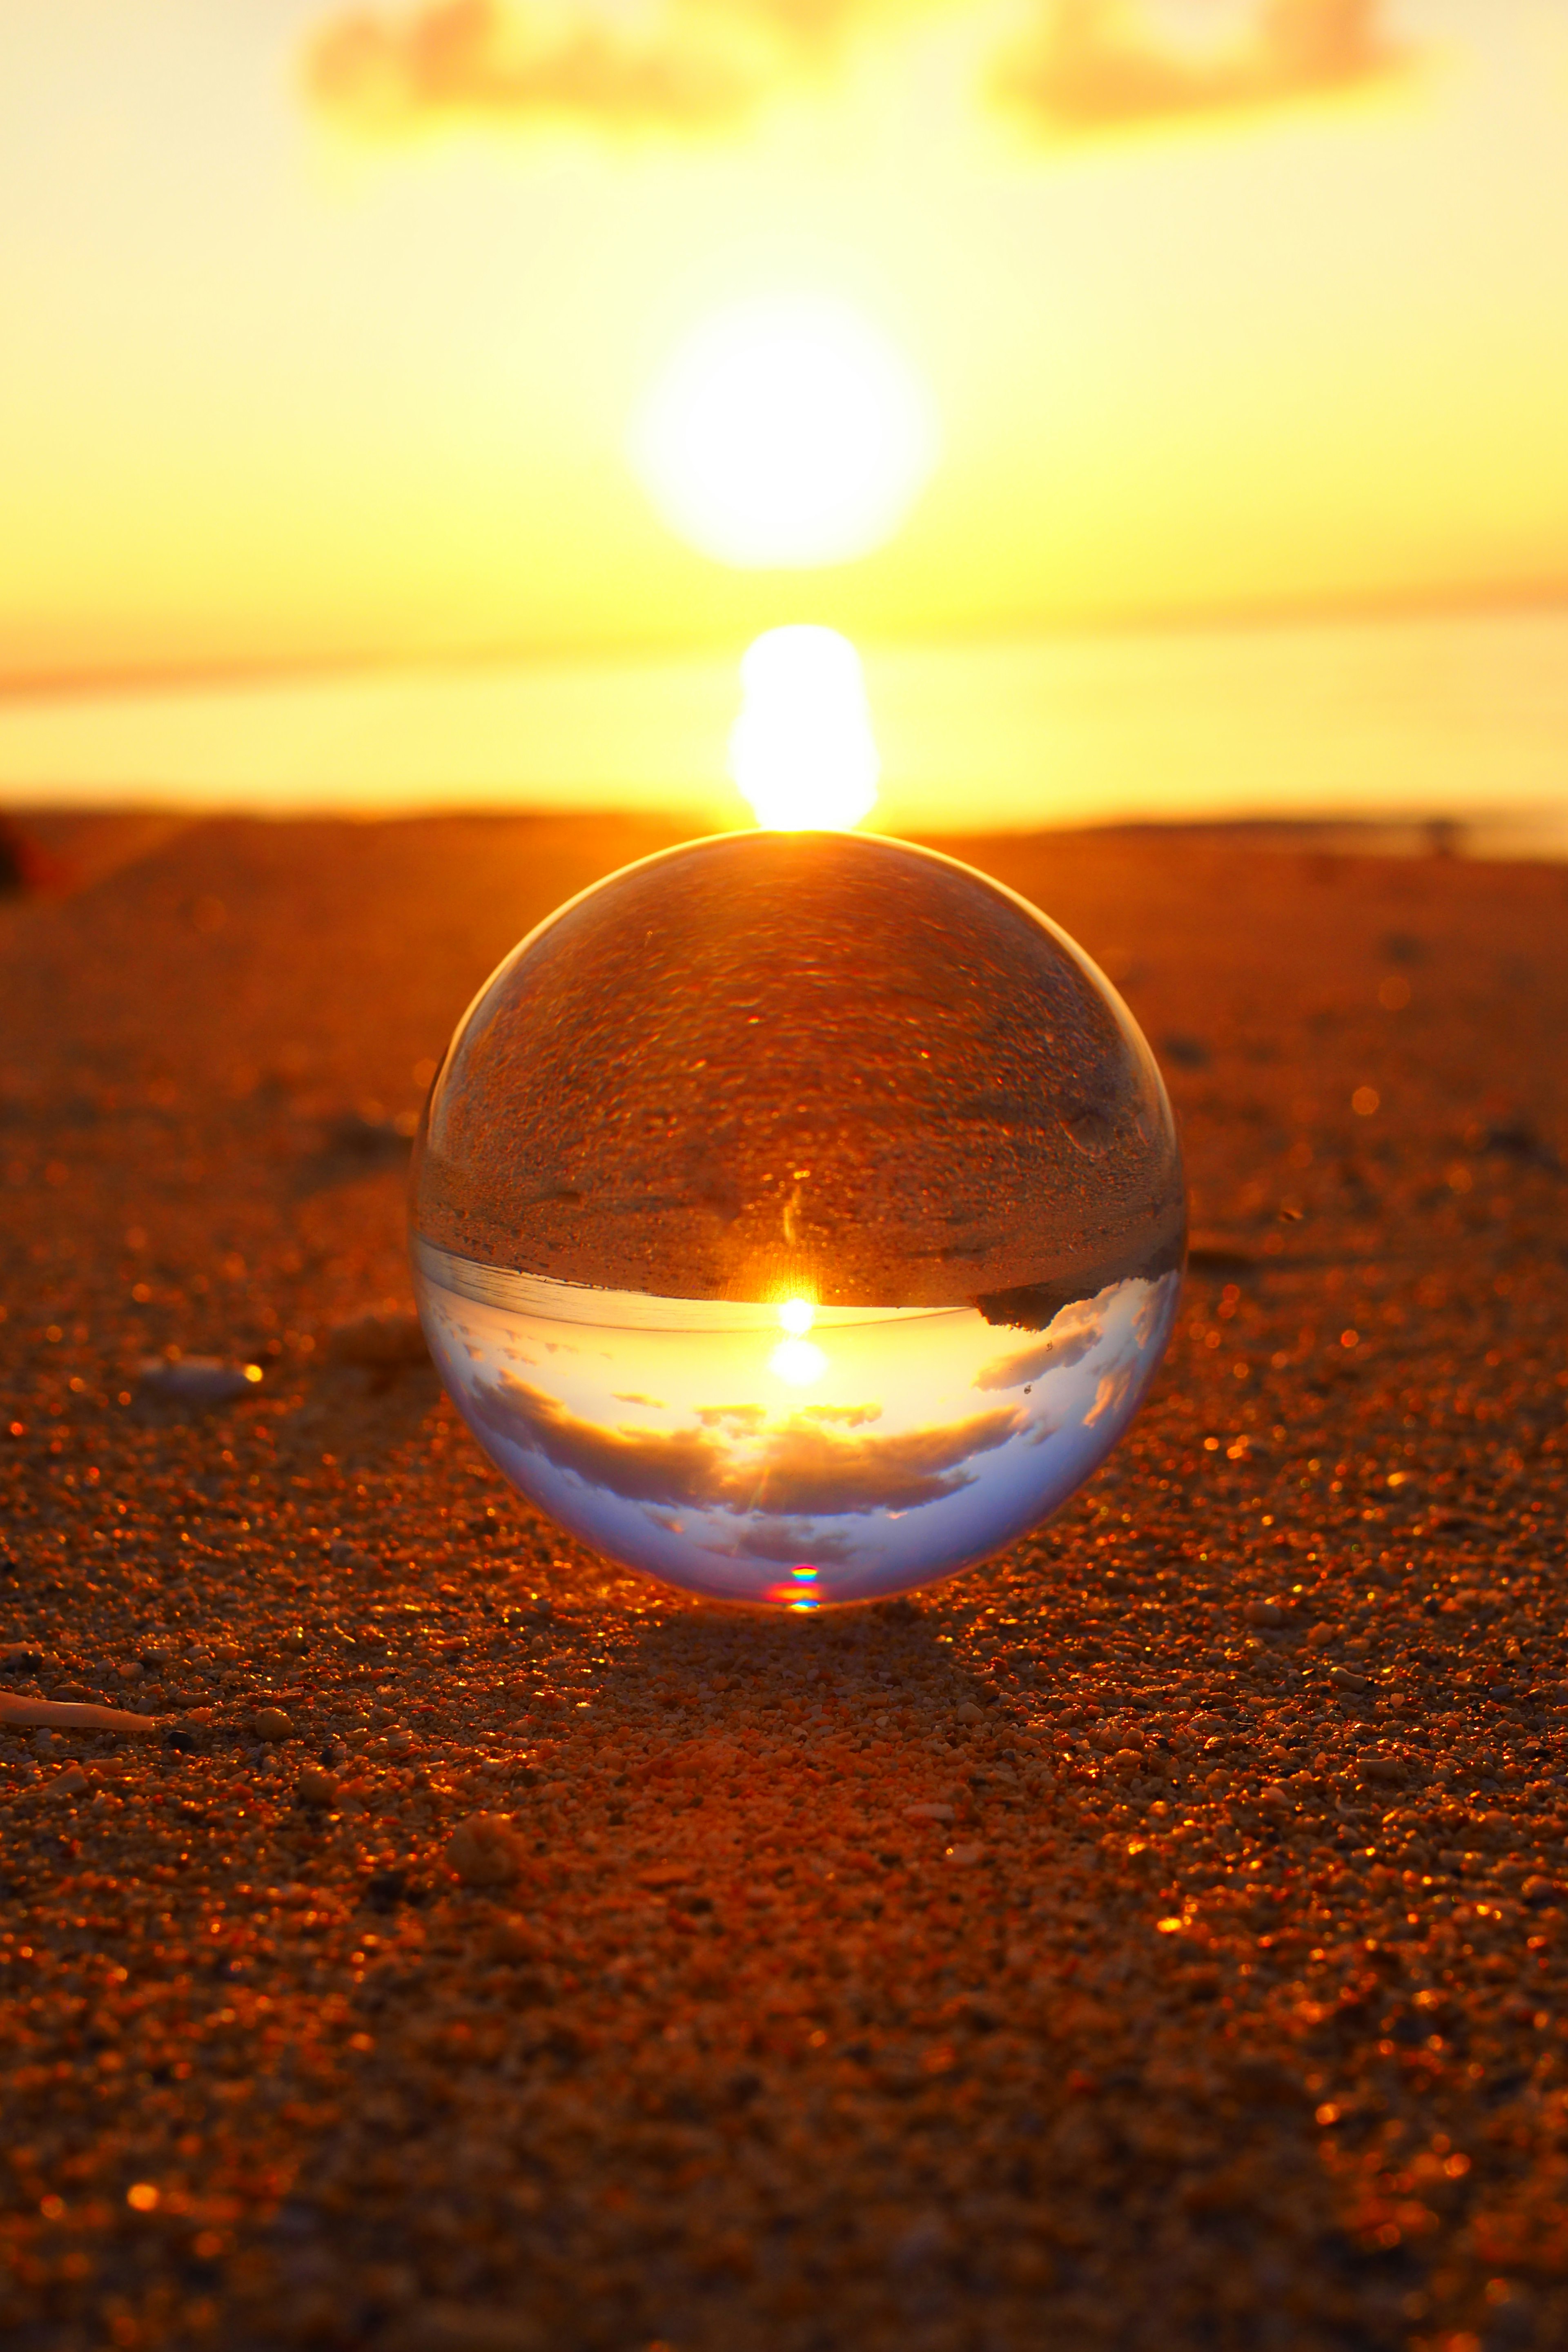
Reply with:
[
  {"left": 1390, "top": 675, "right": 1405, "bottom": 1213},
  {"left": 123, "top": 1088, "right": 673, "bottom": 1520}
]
[
  {"left": 135, "top": 1355, "right": 263, "bottom": 1406},
  {"left": 446, "top": 1813, "right": 525, "bottom": 1887},
  {"left": 253, "top": 1707, "right": 294, "bottom": 1741}
]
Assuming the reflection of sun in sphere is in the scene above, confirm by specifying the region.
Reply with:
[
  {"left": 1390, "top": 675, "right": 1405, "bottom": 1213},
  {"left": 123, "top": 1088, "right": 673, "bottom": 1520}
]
[
  {"left": 412, "top": 832, "right": 1186, "bottom": 1608},
  {"left": 629, "top": 294, "right": 940, "bottom": 569},
  {"left": 770, "top": 1297, "right": 826, "bottom": 1387},
  {"left": 730, "top": 626, "right": 880, "bottom": 832}
]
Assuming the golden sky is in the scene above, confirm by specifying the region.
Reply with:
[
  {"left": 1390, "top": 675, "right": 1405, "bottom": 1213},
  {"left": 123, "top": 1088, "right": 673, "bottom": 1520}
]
[{"left": 3, "top": 0, "right": 1568, "bottom": 686}]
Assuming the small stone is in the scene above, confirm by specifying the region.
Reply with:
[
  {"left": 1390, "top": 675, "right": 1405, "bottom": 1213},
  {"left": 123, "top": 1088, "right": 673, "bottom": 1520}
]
[
  {"left": 447, "top": 1813, "right": 525, "bottom": 1888},
  {"left": 947, "top": 1842, "right": 984, "bottom": 1866},
  {"left": 953, "top": 1701, "right": 985, "bottom": 1726},
  {"left": 254, "top": 1708, "right": 294, "bottom": 1742},
  {"left": 1243, "top": 1601, "right": 1285, "bottom": 1627},
  {"left": 905, "top": 1802, "right": 955, "bottom": 1821},
  {"left": 297, "top": 1767, "right": 339, "bottom": 1806},
  {"left": 135, "top": 1356, "right": 263, "bottom": 1407},
  {"left": 115, "top": 1661, "right": 144, "bottom": 1681},
  {"left": 51, "top": 1763, "right": 90, "bottom": 1797},
  {"left": 1361, "top": 1755, "right": 1407, "bottom": 1783}
]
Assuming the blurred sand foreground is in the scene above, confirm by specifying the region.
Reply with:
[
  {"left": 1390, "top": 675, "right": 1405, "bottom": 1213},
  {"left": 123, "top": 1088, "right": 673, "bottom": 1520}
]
[{"left": 2, "top": 813, "right": 1568, "bottom": 2352}]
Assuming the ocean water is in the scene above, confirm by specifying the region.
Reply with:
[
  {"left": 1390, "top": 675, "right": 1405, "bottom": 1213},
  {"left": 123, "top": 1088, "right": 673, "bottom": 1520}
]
[{"left": 1, "top": 603, "right": 1564, "bottom": 848}]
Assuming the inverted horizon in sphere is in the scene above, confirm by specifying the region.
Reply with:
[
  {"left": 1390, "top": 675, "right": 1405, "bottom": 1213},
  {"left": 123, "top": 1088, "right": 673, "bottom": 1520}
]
[{"left": 416, "top": 1247, "right": 1181, "bottom": 1608}]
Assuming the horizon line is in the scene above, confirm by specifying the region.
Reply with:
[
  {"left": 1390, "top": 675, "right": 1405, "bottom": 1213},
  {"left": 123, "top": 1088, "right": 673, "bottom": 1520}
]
[{"left": 4, "top": 572, "right": 1567, "bottom": 707}]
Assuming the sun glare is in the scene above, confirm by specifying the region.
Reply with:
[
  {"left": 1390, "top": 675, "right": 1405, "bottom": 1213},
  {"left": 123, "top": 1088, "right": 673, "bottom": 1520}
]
[
  {"left": 729, "top": 625, "right": 880, "bottom": 831},
  {"left": 629, "top": 294, "right": 940, "bottom": 570},
  {"left": 770, "top": 1336, "right": 828, "bottom": 1386}
]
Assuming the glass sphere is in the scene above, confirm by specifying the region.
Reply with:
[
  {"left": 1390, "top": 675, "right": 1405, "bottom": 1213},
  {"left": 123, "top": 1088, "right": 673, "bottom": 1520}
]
[{"left": 411, "top": 832, "right": 1185, "bottom": 1608}]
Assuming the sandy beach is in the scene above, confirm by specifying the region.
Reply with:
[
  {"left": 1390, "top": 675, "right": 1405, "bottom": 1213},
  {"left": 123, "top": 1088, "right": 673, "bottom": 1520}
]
[{"left": 3, "top": 812, "right": 1567, "bottom": 2352}]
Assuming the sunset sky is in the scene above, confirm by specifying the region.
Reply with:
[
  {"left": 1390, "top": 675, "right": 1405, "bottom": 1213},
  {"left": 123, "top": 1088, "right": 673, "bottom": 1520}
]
[{"left": 4, "top": 1, "right": 1568, "bottom": 690}]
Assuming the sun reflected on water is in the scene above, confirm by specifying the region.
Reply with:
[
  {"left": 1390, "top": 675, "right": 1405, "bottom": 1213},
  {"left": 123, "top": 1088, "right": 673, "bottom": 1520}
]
[{"left": 730, "top": 626, "right": 879, "bottom": 831}]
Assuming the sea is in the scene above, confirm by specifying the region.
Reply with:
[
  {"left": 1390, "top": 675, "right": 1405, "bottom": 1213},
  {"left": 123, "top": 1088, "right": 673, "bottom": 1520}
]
[{"left": 1, "top": 602, "right": 1564, "bottom": 851}]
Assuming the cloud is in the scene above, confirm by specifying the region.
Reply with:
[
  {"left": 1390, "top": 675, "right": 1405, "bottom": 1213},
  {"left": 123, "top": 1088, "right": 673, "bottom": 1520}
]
[
  {"left": 469, "top": 1370, "right": 1025, "bottom": 1517},
  {"left": 749, "top": 1405, "right": 1022, "bottom": 1515},
  {"left": 303, "top": 0, "right": 912, "bottom": 138},
  {"left": 305, "top": 0, "right": 755, "bottom": 134},
  {"left": 1084, "top": 1361, "right": 1138, "bottom": 1424},
  {"left": 725, "top": 1518, "right": 860, "bottom": 1565},
  {"left": 305, "top": 0, "right": 1401, "bottom": 143},
  {"left": 973, "top": 1308, "right": 1102, "bottom": 1392},
  {"left": 994, "top": 0, "right": 1402, "bottom": 136},
  {"left": 694, "top": 1402, "right": 767, "bottom": 1431},
  {"left": 977, "top": 1269, "right": 1181, "bottom": 1390},
  {"left": 1133, "top": 1270, "right": 1181, "bottom": 1349},
  {"left": 472, "top": 1374, "right": 731, "bottom": 1503}
]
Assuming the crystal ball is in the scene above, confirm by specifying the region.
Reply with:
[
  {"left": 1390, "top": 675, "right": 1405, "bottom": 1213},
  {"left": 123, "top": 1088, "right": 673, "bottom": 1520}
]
[{"left": 411, "top": 832, "right": 1185, "bottom": 1607}]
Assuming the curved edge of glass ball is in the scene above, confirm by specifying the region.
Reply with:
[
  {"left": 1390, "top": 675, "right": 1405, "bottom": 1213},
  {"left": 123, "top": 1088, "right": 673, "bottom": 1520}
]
[{"left": 409, "top": 829, "right": 1187, "bottom": 1608}]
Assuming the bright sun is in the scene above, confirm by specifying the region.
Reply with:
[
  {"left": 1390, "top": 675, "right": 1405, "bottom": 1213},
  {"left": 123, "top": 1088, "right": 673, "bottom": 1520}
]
[{"left": 629, "top": 294, "right": 940, "bottom": 570}]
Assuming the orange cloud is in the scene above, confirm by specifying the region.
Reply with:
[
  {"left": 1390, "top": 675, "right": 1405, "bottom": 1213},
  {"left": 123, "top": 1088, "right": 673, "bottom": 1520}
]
[
  {"left": 994, "top": 0, "right": 1403, "bottom": 136},
  {"left": 305, "top": 0, "right": 1401, "bottom": 143},
  {"left": 305, "top": 0, "right": 755, "bottom": 133},
  {"left": 470, "top": 1370, "right": 1025, "bottom": 1516},
  {"left": 303, "top": 0, "right": 916, "bottom": 137}
]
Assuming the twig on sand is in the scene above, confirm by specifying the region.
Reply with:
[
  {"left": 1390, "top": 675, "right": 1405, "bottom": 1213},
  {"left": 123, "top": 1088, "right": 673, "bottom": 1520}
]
[{"left": 0, "top": 1690, "right": 157, "bottom": 1733}]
